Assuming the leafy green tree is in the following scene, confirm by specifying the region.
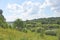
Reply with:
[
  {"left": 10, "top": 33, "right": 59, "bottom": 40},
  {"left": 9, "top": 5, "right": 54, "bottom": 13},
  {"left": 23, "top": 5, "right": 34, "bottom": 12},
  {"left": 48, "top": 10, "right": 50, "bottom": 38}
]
[
  {"left": 0, "top": 9, "right": 6, "bottom": 28},
  {"left": 0, "top": 9, "right": 3, "bottom": 15},
  {"left": 13, "top": 19, "right": 24, "bottom": 30},
  {"left": 0, "top": 9, "right": 5, "bottom": 22}
]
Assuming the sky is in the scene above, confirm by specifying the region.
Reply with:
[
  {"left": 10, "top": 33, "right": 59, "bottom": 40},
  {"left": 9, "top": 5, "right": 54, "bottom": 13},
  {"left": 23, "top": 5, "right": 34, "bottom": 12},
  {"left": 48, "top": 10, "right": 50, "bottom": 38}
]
[{"left": 0, "top": 0, "right": 60, "bottom": 22}]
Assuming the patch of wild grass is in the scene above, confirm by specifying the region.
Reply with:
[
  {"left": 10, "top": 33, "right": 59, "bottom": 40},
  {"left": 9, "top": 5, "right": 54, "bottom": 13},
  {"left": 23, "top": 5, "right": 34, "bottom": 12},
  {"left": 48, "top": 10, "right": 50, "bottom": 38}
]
[{"left": 0, "top": 27, "right": 58, "bottom": 40}]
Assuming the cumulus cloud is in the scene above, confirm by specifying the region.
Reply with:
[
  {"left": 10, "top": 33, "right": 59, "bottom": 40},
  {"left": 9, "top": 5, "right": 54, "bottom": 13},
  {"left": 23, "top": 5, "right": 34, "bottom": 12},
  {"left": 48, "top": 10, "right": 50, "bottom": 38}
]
[
  {"left": 48, "top": 0, "right": 60, "bottom": 17},
  {"left": 41, "top": 0, "right": 60, "bottom": 17},
  {"left": 45, "top": 0, "right": 60, "bottom": 13},
  {"left": 6, "top": 0, "right": 60, "bottom": 21},
  {"left": 6, "top": 1, "right": 42, "bottom": 21}
]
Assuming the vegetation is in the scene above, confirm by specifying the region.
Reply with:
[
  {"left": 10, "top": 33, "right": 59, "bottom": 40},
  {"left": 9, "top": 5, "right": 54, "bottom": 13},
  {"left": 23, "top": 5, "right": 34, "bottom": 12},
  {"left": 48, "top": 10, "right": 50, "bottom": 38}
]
[
  {"left": 0, "top": 9, "right": 60, "bottom": 40},
  {"left": 0, "top": 27, "right": 58, "bottom": 40},
  {"left": 13, "top": 19, "right": 24, "bottom": 29}
]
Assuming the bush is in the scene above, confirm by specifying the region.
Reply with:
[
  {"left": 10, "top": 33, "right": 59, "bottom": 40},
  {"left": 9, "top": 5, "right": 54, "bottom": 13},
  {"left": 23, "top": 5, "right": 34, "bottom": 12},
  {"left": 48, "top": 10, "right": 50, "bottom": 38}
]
[
  {"left": 36, "top": 27, "right": 44, "bottom": 33},
  {"left": 45, "top": 30, "right": 56, "bottom": 36},
  {"left": 22, "top": 28, "right": 27, "bottom": 33},
  {"left": 31, "top": 29, "right": 35, "bottom": 32}
]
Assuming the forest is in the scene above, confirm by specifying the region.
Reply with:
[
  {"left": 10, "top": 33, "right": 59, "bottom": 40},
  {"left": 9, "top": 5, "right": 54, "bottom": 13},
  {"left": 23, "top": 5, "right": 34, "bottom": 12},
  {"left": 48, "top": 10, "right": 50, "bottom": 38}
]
[{"left": 0, "top": 9, "right": 60, "bottom": 40}]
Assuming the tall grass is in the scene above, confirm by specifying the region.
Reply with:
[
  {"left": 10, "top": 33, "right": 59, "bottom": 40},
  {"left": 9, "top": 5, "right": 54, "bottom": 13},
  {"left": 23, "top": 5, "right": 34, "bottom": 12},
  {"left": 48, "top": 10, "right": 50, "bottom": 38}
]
[{"left": 0, "top": 27, "right": 58, "bottom": 40}]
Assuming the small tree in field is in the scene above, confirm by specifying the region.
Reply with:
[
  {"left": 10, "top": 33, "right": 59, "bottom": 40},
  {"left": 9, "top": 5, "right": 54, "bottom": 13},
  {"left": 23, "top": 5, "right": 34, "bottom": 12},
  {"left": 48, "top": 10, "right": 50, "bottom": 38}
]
[{"left": 13, "top": 19, "right": 24, "bottom": 30}]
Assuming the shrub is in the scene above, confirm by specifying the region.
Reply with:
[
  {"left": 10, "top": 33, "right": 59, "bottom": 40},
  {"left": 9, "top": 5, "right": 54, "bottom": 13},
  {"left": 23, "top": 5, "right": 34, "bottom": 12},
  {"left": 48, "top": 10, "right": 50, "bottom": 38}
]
[
  {"left": 45, "top": 30, "right": 56, "bottom": 36},
  {"left": 37, "top": 27, "right": 44, "bottom": 33}
]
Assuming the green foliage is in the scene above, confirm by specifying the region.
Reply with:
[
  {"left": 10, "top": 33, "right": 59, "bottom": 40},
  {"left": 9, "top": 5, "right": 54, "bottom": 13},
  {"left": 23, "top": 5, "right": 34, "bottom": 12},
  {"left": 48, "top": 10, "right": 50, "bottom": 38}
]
[
  {"left": 0, "top": 9, "right": 8, "bottom": 28},
  {"left": 13, "top": 19, "right": 24, "bottom": 31},
  {"left": 45, "top": 30, "right": 57, "bottom": 36},
  {"left": 0, "top": 28, "right": 58, "bottom": 40},
  {"left": 0, "top": 9, "right": 60, "bottom": 40},
  {"left": 0, "top": 9, "right": 3, "bottom": 14}
]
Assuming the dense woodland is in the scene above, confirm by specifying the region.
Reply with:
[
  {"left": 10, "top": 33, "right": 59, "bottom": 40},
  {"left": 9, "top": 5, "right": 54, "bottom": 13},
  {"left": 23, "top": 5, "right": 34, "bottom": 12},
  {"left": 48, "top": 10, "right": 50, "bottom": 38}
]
[{"left": 0, "top": 9, "right": 60, "bottom": 40}]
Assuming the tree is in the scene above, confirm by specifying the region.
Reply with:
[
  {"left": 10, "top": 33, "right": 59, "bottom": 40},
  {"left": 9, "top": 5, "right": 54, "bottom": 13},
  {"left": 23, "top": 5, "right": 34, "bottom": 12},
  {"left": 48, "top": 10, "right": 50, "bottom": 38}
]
[
  {"left": 0, "top": 9, "right": 5, "bottom": 21},
  {"left": 0, "top": 9, "right": 3, "bottom": 15},
  {"left": 0, "top": 9, "right": 6, "bottom": 28},
  {"left": 13, "top": 19, "right": 24, "bottom": 30}
]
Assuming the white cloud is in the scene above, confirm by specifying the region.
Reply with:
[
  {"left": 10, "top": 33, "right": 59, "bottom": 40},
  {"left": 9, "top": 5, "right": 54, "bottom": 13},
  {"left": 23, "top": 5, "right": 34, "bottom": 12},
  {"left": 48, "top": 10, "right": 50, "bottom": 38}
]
[
  {"left": 41, "top": 0, "right": 60, "bottom": 17},
  {"left": 6, "top": 1, "right": 42, "bottom": 21},
  {"left": 49, "top": 0, "right": 60, "bottom": 17},
  {"left": 6, "top": 0, "right": 60, "bottom": 21},
  {"left": 46, "top": 0, "right": 60, "bottom": 13}
]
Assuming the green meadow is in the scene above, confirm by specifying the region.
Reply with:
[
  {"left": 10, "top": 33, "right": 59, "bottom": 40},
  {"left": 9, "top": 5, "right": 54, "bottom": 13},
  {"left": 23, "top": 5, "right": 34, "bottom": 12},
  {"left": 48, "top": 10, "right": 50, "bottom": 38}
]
[{"left": 0, "top": 27, "right": 58, "bottom": 40}]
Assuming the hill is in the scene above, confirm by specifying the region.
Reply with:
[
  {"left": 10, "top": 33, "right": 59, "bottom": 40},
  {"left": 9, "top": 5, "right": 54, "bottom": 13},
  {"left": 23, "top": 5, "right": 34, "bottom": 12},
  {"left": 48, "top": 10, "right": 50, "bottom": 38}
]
[{"left": 26, "top": 17, "right": 60, "bottom": 24}]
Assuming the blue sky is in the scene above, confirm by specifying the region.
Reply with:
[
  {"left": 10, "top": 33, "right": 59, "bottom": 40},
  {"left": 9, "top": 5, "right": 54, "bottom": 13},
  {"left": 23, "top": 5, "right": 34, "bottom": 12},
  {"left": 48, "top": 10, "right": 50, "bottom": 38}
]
[{"left": 0, "top": 0, "right": 60, "bottom": 22}]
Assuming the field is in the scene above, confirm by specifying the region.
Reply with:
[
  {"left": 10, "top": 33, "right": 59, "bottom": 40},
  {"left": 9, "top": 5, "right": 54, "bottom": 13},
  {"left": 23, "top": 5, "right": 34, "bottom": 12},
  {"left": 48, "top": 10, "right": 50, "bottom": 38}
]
[{"left": 0, "top": 27, "right": 58, "bottom": 40}]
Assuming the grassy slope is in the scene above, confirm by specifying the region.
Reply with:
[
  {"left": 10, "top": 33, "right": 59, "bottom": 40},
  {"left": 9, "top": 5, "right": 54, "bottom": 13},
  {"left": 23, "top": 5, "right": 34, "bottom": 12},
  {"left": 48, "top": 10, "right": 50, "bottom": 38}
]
[{"left": 0, "top": 28, "right": 58, "bottom": 40}]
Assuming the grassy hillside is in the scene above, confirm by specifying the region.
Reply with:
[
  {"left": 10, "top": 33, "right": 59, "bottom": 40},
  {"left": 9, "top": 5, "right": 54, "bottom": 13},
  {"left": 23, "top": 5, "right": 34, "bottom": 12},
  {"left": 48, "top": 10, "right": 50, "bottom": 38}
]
[{"left": 0, "top": 27, "right": 58, "bottom": 40}]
